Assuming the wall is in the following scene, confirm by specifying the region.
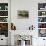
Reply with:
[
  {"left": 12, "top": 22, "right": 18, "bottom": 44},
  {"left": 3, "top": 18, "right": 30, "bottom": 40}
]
[
  {"left": 11, "top": 0, "right": 38, "bottom": 30},
  {"left": 11, "top": 0, "right": 46, "bottom": 46}
]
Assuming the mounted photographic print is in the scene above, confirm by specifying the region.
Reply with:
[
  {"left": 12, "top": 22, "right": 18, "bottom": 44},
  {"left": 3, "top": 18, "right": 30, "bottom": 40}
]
[
  {"left": 0, "top": 3, "right": 8, "bottom": 10},
  {"left": 17, "top": 10, "right": 29, "bottom": 19},
  {"left": 38, "top": 3, "right": 46, "bottom": 10},
  {"left": 0, "top": 23, "right": 8, "bottom": 37},
  {"left": 0, "top": 11, "right": 8, "bottom": 16},
  {"left": 38, "top": 29, "right": 46, "bottom": 37},
  {"left": 38, "top": 17, "right": 46, "bottom": 22},
  {"left": 0, "top": 17, "right": 8, "bottom": 22},
  {"left": 38, "top": 23, "right": 46, "bottom": 28},
  {"left": 38, "top": 11, "right": 46, "bottom": 16}
]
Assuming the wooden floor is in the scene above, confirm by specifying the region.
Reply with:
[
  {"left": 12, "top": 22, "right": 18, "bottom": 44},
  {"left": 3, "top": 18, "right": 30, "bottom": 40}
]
[{"left": 0, "top": 45, "right": 8, "bottom": 46}]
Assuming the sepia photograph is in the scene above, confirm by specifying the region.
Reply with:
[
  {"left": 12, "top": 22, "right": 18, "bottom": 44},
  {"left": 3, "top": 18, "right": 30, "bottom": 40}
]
[{"left": 17, "top": 10, "right": 29, "bottom": 19}]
